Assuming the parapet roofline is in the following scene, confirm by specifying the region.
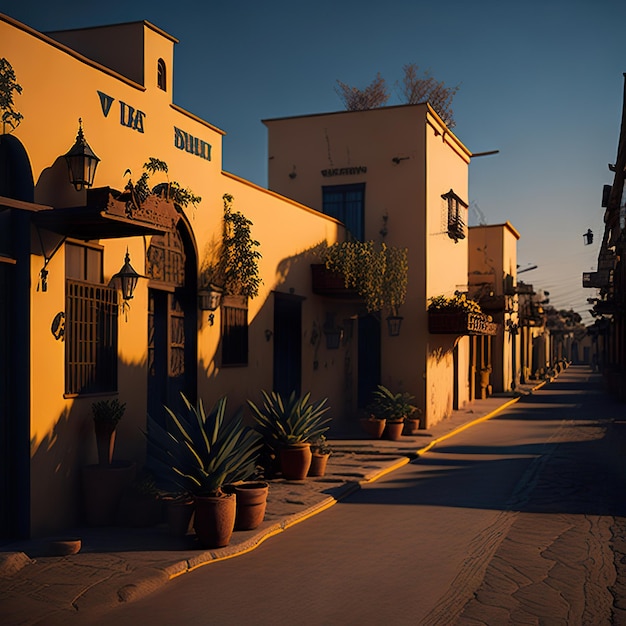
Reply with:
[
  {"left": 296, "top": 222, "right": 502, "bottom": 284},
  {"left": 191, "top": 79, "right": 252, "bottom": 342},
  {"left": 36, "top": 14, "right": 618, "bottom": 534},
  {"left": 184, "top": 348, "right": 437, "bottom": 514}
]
[{"left": 44, "top": 19, "right": 179, "bottom": 44}]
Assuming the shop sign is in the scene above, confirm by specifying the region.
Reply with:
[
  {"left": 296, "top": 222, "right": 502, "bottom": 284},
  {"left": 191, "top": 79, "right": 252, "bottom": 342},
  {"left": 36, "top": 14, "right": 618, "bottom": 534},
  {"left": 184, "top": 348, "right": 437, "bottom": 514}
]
[
  {"left": 97, "top": 91, "right": 212, "bottom": 161},
  {"left": 98, "top": 90, "right": 146, "bottom": 133},
  {"left": 174, "top": 127, "right": 212, "bottom": 161},
  {"left": 321, "top": 166, "right": 367, "bottom": 177}
]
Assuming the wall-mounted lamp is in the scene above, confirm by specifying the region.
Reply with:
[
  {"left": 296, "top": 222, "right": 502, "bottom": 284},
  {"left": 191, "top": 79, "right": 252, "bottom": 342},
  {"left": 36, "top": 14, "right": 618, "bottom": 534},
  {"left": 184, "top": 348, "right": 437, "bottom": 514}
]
[
  {"left": 392, "top": 156, "right": 410, "bottom": 165},
  {"left": 113, "top": 250, "right": 144, "bottom": 301},
  {"left": 114, "top": 250, "right": 143, "bottom": 300},
  {"left": 386, "top": 315, "right": 403, "bottom": 337},
  {"left": 63, "top": 118, "right": 100, "bottom": 191},
  {"left": 198, "top": 284, "right": 223, "bottom": 326},
  {"left": 288, "top": 166, "right": 297, "bottom": 179},
  {"left": 265, "top": 329, "right": 273, "bottom": 342},
  {"left": 583, "top": 228, "right": 594, "bottom": 245},
  {"left": 198, "top": 283, "right": 223, "bottom": 312},
  {"left": 323, "top": 312, "right": 343, "bottom": 349}
]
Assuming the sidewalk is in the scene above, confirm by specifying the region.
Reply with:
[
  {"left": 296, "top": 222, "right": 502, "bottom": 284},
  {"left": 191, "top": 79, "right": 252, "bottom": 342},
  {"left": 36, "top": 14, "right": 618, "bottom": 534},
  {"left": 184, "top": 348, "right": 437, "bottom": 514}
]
[{"left": 0, "top": 379, "right": 545, "bottom": 623}]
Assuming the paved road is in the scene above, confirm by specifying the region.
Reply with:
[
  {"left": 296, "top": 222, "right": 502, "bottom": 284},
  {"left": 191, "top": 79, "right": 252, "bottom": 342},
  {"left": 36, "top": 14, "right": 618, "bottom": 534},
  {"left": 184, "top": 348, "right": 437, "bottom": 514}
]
[{"left": 74, "top": 367, "right": 626, "bottom": 625}]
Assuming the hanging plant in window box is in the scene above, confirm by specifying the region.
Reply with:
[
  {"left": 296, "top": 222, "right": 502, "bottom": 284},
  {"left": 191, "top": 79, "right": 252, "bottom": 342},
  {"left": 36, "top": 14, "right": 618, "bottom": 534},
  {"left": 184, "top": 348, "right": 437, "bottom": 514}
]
[
  {"left": 314, "top": 241, "right": 408, "bottom": 323},
  {"left": 428, "top": 292, "right": 496, "bottom": 335}
]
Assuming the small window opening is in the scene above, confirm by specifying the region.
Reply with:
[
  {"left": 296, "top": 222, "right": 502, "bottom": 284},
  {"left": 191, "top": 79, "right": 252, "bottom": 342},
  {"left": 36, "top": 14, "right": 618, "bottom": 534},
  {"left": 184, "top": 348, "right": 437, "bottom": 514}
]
[{"left": 157, "top": 59, "right": 167, "bottom": 91}]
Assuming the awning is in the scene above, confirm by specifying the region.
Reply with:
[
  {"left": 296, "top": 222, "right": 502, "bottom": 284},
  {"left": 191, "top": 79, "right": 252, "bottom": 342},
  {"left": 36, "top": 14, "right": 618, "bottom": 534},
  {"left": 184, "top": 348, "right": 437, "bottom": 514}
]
[{"left": 33, "top": 187, "right": 179, "bottom": 241}]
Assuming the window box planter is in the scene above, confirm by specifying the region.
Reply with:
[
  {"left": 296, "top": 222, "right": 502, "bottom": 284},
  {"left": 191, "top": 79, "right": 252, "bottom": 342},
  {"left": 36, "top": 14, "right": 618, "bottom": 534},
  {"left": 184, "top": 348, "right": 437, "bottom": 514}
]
[
  {"left": 428, "top": 310, "right": 497, "bottom": 336},
  {"left": 311, "top": 264, "right": 361, "bottom": 298}
]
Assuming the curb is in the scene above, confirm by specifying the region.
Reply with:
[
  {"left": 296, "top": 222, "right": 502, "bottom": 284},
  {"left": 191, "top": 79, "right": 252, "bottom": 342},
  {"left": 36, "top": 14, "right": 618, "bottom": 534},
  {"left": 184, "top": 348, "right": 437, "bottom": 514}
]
[
  {"left": 1, "top": 380, "right": 551, "bottom": 614},
  {"left": 163, "top": 391, "right": 535, "bottom": 583}
]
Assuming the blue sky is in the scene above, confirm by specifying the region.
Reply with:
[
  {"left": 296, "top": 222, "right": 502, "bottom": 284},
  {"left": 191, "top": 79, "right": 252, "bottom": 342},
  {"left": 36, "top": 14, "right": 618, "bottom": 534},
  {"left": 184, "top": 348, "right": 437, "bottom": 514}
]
[{"left": 3, "top": 0, "right": 625, "bottom": 323}]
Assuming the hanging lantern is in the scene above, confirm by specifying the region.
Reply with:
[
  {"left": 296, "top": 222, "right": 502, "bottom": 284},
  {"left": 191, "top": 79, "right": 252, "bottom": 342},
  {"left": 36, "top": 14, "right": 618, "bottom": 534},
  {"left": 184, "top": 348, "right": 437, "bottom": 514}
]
[
  {"left": 386, "top": 315, "right": 403, "bottom": 337},
  {"left": 114, "top": 250, "right": 142, "bottom": 300},
  {"left": 63, "top": 118, "right": 100, "bottom": 191}
]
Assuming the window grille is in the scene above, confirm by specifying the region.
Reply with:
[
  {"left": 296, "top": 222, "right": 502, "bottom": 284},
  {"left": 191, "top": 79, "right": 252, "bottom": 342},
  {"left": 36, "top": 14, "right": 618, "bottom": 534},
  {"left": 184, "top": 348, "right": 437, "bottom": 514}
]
[{"left": 65, "top": 280, "right": 118, "bottom": 395}]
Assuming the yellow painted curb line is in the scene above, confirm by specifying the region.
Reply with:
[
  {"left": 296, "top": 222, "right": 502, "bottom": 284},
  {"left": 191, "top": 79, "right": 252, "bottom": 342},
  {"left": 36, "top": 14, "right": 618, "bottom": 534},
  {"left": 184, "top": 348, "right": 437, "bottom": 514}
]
[
  {"left": 415, "top": 393, "right": 531, "bottom": 457},
  {"left": 170, "top": 385, "right": 546, "bottom": 579},
  {"left": 362, "top": 456, "right": 411, "bottom": 482}
]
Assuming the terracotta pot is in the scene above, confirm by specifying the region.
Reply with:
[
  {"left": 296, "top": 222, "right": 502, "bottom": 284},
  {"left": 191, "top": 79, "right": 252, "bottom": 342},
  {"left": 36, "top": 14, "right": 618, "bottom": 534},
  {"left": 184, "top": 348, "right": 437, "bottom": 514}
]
[
  {"left": 280, "top": 443, "right": 312, "bottom": 480},
  {"left": 308, "top": 452, "right": 330, "bottom": 477},
  {"left": 402, "top": 418, "right": 420, "bottom": 436},
  {"left": 166, "top": 498, "right": 195, "bottom": 536},
  {"left": 360, "top": 418, "right": 386, "bottom": 439},
  {"left": 194, "top": 492, "right": 236, "bottom": 548},
  {"left": 383, "top": 420, "right": 404, "bottom": 441},
  {"left": 82, "top": 461, "right": 136, "bottom": 526},
  {"left": 232, "top": 481, "right": 269, "bottom": 531},
  {"left": 94, "top": 421, "right": 117, "bottom": 466}
]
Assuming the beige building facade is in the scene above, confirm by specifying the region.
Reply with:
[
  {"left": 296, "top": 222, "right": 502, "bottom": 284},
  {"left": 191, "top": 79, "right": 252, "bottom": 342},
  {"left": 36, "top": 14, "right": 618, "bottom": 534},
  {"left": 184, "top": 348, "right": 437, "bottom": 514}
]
[
  {"left": 264, "top": 105, "right": 490, "bottom": 427},
  {"left": 468, "top": 222, "right": 520, "bottom": 394}
]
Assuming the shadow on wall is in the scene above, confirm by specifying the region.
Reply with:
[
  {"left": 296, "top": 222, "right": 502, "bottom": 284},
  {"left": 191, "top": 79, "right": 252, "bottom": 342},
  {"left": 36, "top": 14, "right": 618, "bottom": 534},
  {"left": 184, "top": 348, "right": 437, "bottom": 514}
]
[
  {"left": 198, "top": 239, "right": 360, "bottom": 433},
  {"left": 29, "top": 359, "right": 148, "bottom": 538}
]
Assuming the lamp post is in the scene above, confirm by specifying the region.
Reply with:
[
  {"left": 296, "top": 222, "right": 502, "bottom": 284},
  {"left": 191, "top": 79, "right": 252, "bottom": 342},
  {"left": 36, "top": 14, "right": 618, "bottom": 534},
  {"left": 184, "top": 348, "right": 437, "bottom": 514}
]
[{"left": 63, "top": 118, "right": 100, "bottom": 191}]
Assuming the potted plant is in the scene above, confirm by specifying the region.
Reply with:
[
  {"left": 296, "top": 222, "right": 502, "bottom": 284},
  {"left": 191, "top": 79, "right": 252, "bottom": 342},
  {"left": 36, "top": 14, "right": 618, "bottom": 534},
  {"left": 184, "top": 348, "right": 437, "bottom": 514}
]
[
  {"left": 359, "top": 414, "right": 387, "bottom": 439},
  {"left": 248, "top": 390, "right": 331, "bottom": 481},
  {"left": 123, "top": 157, "right": 202, "bottom": 210},
  {"left": 83, "top": 399, "right": 135, "bottom": 526},
  {"left": 367, "top": 385, "right": 417, "bottom": 441},
  {"left": 145, "top": 394, "right": 262, "bottom": 548},
  {"left": 224, "top": 480, "right": 270, "bottom": 531},
  {"left": 91, "top": 398, "right": 125, "bottom": 466},
  {"left": 402, "top": 407, "right": 424, "bottom": 435},
  {"left": 308, "top": 435, "right": 332, "bottom": 477}
]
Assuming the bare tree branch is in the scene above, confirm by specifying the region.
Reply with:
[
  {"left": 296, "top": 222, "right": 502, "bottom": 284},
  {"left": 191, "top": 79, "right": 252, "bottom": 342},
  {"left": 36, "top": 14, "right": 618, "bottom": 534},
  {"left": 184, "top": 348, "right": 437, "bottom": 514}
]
[
  {"left": 400, "top": 63, "right": 460, "bottom": 128},
  {"left": 335, "top": 72, "right": 390, "bottom": 111}
]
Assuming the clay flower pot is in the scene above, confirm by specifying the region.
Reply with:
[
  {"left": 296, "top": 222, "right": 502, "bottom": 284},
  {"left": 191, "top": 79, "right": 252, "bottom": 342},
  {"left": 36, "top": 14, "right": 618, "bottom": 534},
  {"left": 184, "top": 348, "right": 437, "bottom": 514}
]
[
  {"left": 360, "top": 417, "right": 386, "bottom": 439},
  {"left": 279, "top": 442, "right": 312, "bottom": 480},
  {"left": 232, "top": 481, "right": 269, "bottom": 531},
  {"left": 194, "top": 492, "right": 236, "bottom": 548},
  {"left": 94, "top": 421, "right": 117, "bottom": 466},
  {"left": 383, "top": 419, "right": 404, "bottom": 441},
  {"left": 82, "top": 461, "right": 136, "bottom": 526},
  {"left": 402, "top": 417, "right": 420, "bottom": 435},
  {"left": 308, "top": 452, "right": 330, "bottom": 477},
  {"left": 166, "top": 498, "right": 195, "bottom": 536}
]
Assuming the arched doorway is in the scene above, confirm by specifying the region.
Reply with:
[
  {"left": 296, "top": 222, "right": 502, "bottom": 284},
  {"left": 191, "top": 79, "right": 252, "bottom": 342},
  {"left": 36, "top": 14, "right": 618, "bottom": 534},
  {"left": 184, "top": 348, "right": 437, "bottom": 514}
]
[
  {"left": 0, "top": 134, "right": 34, "bottom": 539},
  {"left": 146, "top": 220, "right": 197, "bottom": 424}
]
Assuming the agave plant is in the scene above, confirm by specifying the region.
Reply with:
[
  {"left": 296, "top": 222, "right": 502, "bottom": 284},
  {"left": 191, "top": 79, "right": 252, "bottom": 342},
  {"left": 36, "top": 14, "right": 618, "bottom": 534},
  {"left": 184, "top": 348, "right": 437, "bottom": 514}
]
[
  {"left": 367, "top": 385, "right": 417, "bottom": 421},
  {"left": 248, "top": 391, "right": 331, "bottom": 450},
  {"left": 145, "top": 394, "right": 262, "bottom": 498}
]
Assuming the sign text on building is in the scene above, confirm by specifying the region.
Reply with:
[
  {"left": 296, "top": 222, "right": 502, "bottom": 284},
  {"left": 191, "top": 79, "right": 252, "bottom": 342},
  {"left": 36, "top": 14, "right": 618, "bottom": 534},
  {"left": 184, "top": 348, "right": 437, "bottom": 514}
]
[
  {"left": 174, "top": 127, "right": 212, "bottom": 161},
  {"left": 321, "top": 166, "right": 367, "bottom": 177}
]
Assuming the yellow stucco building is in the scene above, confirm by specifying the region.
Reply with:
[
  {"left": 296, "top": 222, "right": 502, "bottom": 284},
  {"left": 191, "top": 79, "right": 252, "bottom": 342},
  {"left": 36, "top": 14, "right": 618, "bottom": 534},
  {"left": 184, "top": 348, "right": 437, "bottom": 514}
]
[{"left": 1, "top": 13, "right": 506, "bottom": 539}]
